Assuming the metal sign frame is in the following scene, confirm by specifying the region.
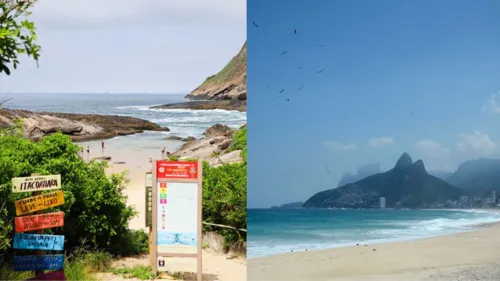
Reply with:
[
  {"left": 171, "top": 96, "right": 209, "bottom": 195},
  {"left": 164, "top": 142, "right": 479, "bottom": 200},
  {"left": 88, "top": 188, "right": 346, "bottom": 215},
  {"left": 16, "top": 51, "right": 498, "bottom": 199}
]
[{"left": 151, "top": 160, "right": 203, "bottom": 280}]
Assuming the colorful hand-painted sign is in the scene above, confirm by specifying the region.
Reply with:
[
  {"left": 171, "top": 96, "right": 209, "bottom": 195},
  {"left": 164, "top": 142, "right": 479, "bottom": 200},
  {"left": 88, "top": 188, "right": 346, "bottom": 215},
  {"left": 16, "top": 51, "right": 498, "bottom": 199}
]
[
  {"left": 157, "top": 161, "right": 198, "bottom": 179},
  {"left": 12, "top": 175, "right": 61, "bottom": 193},
  {"left": 146, "top": 173, "right": 153, "bottom": 227},
  {"left": 13, "top": 233, "right": 64, "bottom": 251},
  {"left": 27, "top": 270, "right": 66, "bottom": 281},
  {"left": 15, "top": 190, "right": 65, "bottom": 216},
  {"left": 15, "top": 211, "right": 64, "bottom": 232},
  {"left": 14, "top": 255, "right": 65, "bottom": 272}
]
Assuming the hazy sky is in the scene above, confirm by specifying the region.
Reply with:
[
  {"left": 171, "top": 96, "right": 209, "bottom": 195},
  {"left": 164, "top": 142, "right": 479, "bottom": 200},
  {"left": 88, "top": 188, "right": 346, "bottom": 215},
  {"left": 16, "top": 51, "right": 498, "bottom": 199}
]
[
  {"left": 0, "top": 0, "right": 246, "bottom": 94},
  {"left": 248, "top": 0, "right": 500, "bottom": 208}
]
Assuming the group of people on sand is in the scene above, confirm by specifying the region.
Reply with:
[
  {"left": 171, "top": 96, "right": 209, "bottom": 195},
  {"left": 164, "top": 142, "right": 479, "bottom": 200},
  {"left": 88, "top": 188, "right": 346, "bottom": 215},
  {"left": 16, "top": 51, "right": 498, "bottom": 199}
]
[{"left": 78, "top": 141, "right": 106, "bottom": 162}]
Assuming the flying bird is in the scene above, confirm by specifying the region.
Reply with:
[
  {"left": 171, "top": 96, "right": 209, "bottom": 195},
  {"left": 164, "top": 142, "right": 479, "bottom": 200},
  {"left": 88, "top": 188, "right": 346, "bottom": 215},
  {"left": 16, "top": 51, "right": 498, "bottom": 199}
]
[
  {"left": 281, "top": 51, "right": 288, "bottom": 55},
  {"left": 297, "top": 86, "right": 304, "bottom": 91},
  {"left": 297, "top": 66, "right": 303, "bottom": 70},
  {"left": 252, "top": 21, "right": 259, "bottom": 28},
  {"left": 316, "top": 44, "right": 324, "bottom": 47},
  {"left": 265, "top": 85, "right": 270, "bottom": 90},
  {"left": 317, "top": 69, "right": 324, "bottom": 74},
  {"left": 285, "top": 98, "right": 290, "bottom": 102},
  {"left": 294, "top": 29, "right": 297, "bottom": 34},
  {"left": 325, "top": 165, "right": 339, "bottom": 182},
  {"left": 279, "top": 89, "right": 285, "bottom": 94}
]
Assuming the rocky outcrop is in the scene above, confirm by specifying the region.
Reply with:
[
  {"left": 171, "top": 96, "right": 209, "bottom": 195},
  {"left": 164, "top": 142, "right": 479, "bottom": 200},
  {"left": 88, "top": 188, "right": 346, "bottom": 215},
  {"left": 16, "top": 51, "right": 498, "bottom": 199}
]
[
  {"left": 151, "top": 100, "right": 246, "bottom": 112},
  {"left": 185, "top": 42, "right": 247, "bottom": 101},
  {"left": 171, "top": 123, "right": 244, "bottom": 166},
  {"left": 0, "top": 108, "right": 169, "bottom": 141}
]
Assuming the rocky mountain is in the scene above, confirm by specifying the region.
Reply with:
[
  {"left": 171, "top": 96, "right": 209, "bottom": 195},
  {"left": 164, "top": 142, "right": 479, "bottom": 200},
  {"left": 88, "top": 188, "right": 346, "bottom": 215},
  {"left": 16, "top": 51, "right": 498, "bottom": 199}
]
[
  {"left": 304, "top": 153, "right": 465, "bottom": 209},
  {"left": 446, "top": 158, "right": 500, "bottom": 193},
  {"left": 270, "top": 202, "right": 304, "bottom": 209},
  {"left": 185, "top": 42, "right": 247, "bottom": 101},
  {"left": 337, "top": 163, "right": 381, "bottom": 187},
  {"left": 0, "top": 108, "right": 169, "bottom": 141},
  {"left": 428, "top": 170, "right": 453, "bottom": 180}
]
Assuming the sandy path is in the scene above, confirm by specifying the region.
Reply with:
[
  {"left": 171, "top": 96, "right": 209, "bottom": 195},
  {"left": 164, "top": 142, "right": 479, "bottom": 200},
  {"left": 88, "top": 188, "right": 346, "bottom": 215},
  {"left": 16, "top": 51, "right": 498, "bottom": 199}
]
[
  {"left": 248, "top": 223, "right": 500, "bottom": 281},
  {"left": 104, "top": 164, "right": 246, "bottom": 281}
]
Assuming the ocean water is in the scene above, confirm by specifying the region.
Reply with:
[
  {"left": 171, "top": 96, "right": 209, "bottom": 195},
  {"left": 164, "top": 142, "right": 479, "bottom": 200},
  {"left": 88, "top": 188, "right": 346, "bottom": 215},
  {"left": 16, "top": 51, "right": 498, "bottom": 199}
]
[
  {"left": 247, "top": 208, "right": 500, "bottom": 258},
  {"left": 3, "top": 93, "right": 246, "bottom": 169}
]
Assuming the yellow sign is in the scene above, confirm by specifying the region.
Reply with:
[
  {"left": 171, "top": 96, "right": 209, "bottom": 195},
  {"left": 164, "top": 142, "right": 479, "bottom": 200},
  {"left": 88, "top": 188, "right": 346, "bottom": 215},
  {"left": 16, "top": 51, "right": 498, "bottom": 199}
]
[
  {"left": 15, "top": 190, "right": 65, "bottom": 216},
  {"left": 12, "top": 175, "right": 61, "bottom": 193}
]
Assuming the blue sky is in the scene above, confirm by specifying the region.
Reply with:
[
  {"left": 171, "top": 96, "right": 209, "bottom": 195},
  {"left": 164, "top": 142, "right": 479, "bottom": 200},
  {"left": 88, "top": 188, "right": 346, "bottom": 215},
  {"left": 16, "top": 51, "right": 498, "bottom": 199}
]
[
  {"left": 247, "top": 0, "right": 500, "bottom": 208},
  {"left": 0, "top": 0, "right": 245, "bottom": 94}
]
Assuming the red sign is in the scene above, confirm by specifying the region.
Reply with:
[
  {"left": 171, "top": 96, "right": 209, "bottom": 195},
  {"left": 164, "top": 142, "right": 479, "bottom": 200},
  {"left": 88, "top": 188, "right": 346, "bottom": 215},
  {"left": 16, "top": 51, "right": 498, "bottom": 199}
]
[
  {"left": 27, "top": 270, "right": 66, "bottom": 280},
  {"left": 15, "top": 211, "right": 64, "bottom": 232},
  {"left": 157, "top": 161, "right": 198, "bottom": 179}
]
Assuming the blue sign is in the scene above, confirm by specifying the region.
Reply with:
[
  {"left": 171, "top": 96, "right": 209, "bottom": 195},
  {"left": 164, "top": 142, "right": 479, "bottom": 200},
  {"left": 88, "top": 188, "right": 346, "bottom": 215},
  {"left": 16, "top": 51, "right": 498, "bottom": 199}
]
[
  {"left": 157, "top": 232, "right": 197, "bottom": 246},
  {"left": 14, "top": 255, "right": 64, "bottom": 272},
  {"left": 13, "top": 233, "right": 64, "bottom": 251}
]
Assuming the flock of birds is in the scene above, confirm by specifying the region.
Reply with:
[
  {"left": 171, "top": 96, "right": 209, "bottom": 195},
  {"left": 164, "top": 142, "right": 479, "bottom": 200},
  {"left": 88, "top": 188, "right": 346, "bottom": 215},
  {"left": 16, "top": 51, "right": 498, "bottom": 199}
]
[{"left": 252, "top": 21, "right": 326, "bottom": 103}]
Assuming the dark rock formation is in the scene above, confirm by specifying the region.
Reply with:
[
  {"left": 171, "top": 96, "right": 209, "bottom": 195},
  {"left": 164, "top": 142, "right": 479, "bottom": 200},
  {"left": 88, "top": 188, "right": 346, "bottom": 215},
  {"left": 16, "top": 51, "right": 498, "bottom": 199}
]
[{"left": 0, "top": 108, "right": 169, "bottom": 142}]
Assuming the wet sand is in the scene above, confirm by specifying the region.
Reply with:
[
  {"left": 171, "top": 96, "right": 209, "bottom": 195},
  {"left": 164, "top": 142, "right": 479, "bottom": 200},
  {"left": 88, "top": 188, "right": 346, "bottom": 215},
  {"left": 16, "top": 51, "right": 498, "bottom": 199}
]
[{"left": 248, "top": 222, "right": 500, "bottom": 281}]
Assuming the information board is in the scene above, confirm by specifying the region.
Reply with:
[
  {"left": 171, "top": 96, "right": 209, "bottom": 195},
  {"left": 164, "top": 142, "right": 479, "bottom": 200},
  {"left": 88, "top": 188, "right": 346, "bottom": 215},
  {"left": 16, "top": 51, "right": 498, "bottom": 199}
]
[
  {"left": 145, "top": 173, "right": 153, "bottom": 227},
  {"left": 12, "top": 175, "right": 61, "bottom": 193},
  {"left": 157, "top": 182, "right": 198, "bottom": 254},
  {"left": 152, "top": 160, "right": 202, "bottom": 280}
]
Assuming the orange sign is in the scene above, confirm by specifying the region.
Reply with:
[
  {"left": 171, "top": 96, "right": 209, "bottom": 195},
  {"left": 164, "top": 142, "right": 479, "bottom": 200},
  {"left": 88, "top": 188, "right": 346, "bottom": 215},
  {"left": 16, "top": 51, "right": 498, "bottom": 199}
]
[
  {"left": 15, "top": 190, "right": 65, "bottom": 216},
  {"left": 15, "top": 211, "right": 64, "bottom": 232},
  {"left": 157, "top": 161, "right": 198, "bottom": 179}
]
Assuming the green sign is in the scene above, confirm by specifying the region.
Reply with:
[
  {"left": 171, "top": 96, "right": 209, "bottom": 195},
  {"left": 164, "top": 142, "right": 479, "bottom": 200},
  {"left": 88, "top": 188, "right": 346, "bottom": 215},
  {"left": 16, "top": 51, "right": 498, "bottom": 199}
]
[{"left": 145, "top": 173, "right": 153, "bottom": 227}]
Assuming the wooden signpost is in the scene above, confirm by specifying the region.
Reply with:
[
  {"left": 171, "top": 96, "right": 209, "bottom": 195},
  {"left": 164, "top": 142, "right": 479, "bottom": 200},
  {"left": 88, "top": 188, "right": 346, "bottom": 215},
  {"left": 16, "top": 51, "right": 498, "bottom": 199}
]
[
  {"left": 13, "top": 234, "right": 65, "bottom": 251},
  {"left": 152, "top": 160, "right": 203, "bottom": 281},
  {"left": 12, "top": 175, "right": 61, "bottom": 193},
  {"left": 13, "top": 255, "right": 65, "bottom": 271},
  {"left": 11, "top": 174, "right": 66, "bottom": 281},
  {"left": 15, "top": 190, "right": 65, "bottom": 216},
  {"left": 15, "top": 212, "right": 64, "bottom": 232}
]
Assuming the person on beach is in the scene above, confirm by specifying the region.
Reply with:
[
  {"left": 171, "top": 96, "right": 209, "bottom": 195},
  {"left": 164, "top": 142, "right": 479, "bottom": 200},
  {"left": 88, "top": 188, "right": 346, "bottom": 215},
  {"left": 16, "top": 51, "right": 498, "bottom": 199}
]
[
  {"left": 101, "top": 141, "right": 105, "bottom": 152},
  {"left": 161, "top": 147, "right": 165, "bottom": 159},
  {"left": 86, "top": 146, "right": 90, "bottom": 161}
]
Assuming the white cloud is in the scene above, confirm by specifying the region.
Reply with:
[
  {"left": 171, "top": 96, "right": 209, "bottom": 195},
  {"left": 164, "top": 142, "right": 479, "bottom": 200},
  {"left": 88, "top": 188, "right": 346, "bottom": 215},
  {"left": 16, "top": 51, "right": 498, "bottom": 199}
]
[
  {"left": 457, "top": 131, "right": 497, "bottom": 154},
  {"left": 482, "top": 93, "right": 500, "bottom": 114},
  {"left": 31, "top": 0, "right": 246, "bottom": 28},
  {"left": 415, "top": 139, "right": 449, "bottom": 157},
  {"left": 322, "top": 141, "right": 357, "bottom": 151},
  {"left": 368, "top": 137, "right": 394, "bottom": 147}
]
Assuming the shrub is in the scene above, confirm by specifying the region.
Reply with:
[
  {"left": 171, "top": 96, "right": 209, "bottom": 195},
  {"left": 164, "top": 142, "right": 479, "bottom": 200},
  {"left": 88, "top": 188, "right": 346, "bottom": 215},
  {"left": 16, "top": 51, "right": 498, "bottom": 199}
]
[{"left": 0, "top": 127, "right": 144, "bottom": 262}]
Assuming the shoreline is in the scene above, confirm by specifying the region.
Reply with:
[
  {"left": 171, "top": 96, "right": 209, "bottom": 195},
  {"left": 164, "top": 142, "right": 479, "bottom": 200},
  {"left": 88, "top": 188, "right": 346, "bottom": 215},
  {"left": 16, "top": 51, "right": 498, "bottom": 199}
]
[{"left": 248, "top": 221, "right": 500, "bottom": 281}]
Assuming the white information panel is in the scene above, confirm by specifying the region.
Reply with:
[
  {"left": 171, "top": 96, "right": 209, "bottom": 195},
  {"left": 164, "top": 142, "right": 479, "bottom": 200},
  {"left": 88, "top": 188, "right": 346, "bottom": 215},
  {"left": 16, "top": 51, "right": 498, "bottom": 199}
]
[{"left": 157, "top": 182, "right": 198, "bottom": 254}]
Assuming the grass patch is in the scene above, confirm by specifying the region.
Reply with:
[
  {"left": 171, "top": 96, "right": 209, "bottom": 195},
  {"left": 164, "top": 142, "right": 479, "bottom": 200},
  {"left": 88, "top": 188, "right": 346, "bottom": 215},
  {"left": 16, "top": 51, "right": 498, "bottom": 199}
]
[{"left": 112, "top": 265, "right": 155, "bottom": 280}]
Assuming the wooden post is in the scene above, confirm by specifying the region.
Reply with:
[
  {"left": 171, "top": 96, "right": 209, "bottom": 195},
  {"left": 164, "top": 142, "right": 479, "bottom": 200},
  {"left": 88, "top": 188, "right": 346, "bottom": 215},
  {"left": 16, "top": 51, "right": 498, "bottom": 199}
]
[
  {"left": 31, "top": 173, "right": 45, "bottom": 277},
  {"left": 149, "top": 226, "right": 153, "bottom": 268},
  {"left": 197, "top": 161, "right": 203, "bottom": 281}
]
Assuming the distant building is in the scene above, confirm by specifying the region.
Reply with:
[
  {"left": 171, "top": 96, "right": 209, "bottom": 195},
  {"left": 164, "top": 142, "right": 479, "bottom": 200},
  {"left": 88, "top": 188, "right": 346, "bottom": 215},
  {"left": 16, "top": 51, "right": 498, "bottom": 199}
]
[{"left": 380, "top": 197, "right": 386, "bottom": 209}]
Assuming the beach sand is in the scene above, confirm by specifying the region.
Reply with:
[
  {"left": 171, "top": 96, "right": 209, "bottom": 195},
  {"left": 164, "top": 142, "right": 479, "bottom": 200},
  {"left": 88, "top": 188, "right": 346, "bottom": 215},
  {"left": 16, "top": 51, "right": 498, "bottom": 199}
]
[
  {"left": 248, "top": 223, "right": 500, "bottom": 281},
  {"left": 102, "top": 155, "right": 246, "bottom": 281}
]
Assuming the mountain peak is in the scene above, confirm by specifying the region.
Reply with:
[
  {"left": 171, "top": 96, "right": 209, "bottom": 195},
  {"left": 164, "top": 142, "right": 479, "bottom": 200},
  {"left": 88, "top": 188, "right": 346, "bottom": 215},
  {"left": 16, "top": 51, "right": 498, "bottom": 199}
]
[
  {"left": 394, "top": 152, "right": 413, "bottom": 169},
  {"left": 412, "top": 159, "right": 428, "bottom": 174}
]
